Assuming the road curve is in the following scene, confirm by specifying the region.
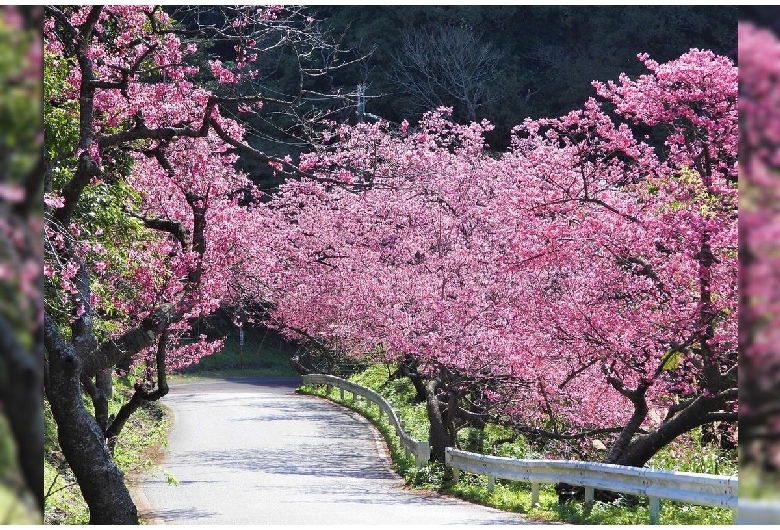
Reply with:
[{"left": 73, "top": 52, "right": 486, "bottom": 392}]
[{"left": 134, "top": 377, "right": 533, "bottom": 525}]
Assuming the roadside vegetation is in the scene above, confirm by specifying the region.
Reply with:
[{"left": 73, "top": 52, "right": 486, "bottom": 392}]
[
  {"left": 300, "top": 363, "right": 737, "bottom": 525},
  {"left": 44, "top": 375, "right": 168, "bottom": 525},
  {"left": 0, "top": 485, "right": 35, "bottom": 525},
  {"left": 44, "top": 6, "right": 739, "bottom": 523}
]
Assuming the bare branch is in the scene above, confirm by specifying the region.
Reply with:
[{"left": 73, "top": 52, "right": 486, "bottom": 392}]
[{"left": 390, "top": 24, "right": 503, "bottom": 122}]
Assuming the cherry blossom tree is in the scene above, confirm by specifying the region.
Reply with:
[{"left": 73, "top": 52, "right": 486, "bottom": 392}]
[
  {"left": 248, "top": 112, "right": 525, "bottom": 458},
  {"left": 44, "top": 5, "right": 358, "bottom": 524},
  {"left": 497, "top": 49, "right": 737, "bottom": 470}
]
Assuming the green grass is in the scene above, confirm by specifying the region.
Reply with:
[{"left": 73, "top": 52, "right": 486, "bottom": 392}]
[
  {"left": 173, "top": 327, "right": 299, "bottom": 379},
  {"left": 44, "top": 375, "right": 169, "bottom": 524},
  {"left": 646, "top": 429, "right": 738, "bottom": 476},
  {"left": 442, "top": 477, "right": 734, "bottom": 524},
  {"left": 301, "top": 362, "right": 737, "bottom": 525}
]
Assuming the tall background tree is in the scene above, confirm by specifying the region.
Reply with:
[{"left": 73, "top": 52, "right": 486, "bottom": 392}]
[
  {"left": 311, "top": 5, "right": 736, "bottom": 147},
  {"left": 389, "top": 24, "right": 503, "bottom": 122}
]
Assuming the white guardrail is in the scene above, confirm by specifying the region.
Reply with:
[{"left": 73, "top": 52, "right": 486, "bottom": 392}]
[
  {"left": 446, "top": 447, "right": 737, "bottom": 524},
  {"left": 737, "top": 499, "right": 780, "bottom": 525},
  {"left": 302, "top": 373, "right": 430, "bottom": 467}
]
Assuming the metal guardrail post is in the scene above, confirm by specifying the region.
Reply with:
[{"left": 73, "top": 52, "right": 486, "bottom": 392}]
[
  {"left": 415, "top": 443, "right": 429, "bottom": 467},
  {"left": 420, "top": 442, "right": 430, "bottom": 465},
  {"left": 584, "top": 486, "right": 594, "bottom": 504},
  {"left": 649, "top": 497, "right": 660, "bottom": 525},
  {"left": 531, "top": 482, "right": 540, "bottom": 505},
  {"left": 487, "top": 475, "right": 495, "bottom": 492}
]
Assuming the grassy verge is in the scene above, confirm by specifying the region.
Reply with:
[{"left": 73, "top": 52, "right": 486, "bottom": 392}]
[
  {"left": 44, "top": 375, "right": 169, "bottom": 525},
  {"left": 301, "top": 363, "right": 737, "bottom": 525}
]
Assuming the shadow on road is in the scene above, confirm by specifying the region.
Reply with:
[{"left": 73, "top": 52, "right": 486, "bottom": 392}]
[
  {"left": 141, "top": 507, "right": 220, "bottom": 522},
  {"left": 141, "top": 378, "right": 534, "bottom": 525},
  {"left": 177, "top": 445, "right": 397, "bottom": 481}
]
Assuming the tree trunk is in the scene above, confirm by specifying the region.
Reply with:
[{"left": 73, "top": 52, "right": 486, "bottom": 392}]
[
  {"left": 425, "top": 378, "right": 452, "bottom": 462},
  {"left": 609, "top": 395, "right": 724, "bottom": 468},
  {"left": 392, "top": 355, "right": 427, "bottom": 403},
  {"left": 290, "top": 354, "right": 314, "bottom": 375},
  {"left": 45, "top": 316, "right": 139, "bottom": 525}
]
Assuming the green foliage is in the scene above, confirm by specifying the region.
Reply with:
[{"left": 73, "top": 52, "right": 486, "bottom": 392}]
[
  {"left": 444, "top": 477, "right": 734, "bottom": 524},
  {"left": 647, "top": 428, "right": 737, "bottom": 476},
  {"left": 0, "top": 415, "right": 36, "bottom": 524},
  {"left": 149, "top": 467, "right": 179, "bottom": 487},
  {"left": 0, "top": 15, "right": 39, "bottom": 350},
  {"left": 175, "top": 326, "right": 299, "bottom": 378},
  {"left": 0, "top": 484, "right": 37, "bottom": 525},
  {"left": 347, "top": 364, "right": 430, "bottom": 440},
  {"left": 43, "top": 51, "right": 78, "bottom": 166},
  {"left": 0, "top": 16, "right": 39, "bottom": 154},
  {"left": 660, "top": 349, "right": 682, "bottom": 371},
  {"left": 544, "top": 493, "right": 733, "bottom": 525},
  {"left": 0, "top": 416, "right": 13, "bottom": 475},
  {"left": 45, "top": 44, "right": 153, "bottom": 338},
  {"left": 44, "top": 375, "right": 169, "bottom": 524},
  {"left": 445, "top": 479, "right": 533, "bottom": 514}
]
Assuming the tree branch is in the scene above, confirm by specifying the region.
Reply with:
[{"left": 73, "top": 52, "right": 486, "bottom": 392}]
[
  {"left": 105, "top": 331, "right": 169, "bottom": 450},
  {"left": 80, "top": 304, "right": 176, "bottom": 378}
]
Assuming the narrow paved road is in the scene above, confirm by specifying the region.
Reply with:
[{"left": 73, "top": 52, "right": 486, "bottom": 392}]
[{"left": 134, "top": 378, "right": 532, "bottom": 525}]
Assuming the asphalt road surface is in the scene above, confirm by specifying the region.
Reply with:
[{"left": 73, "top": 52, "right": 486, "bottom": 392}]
[{"left": 134, "top": 377, "right": 534, "bottom": 525}]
